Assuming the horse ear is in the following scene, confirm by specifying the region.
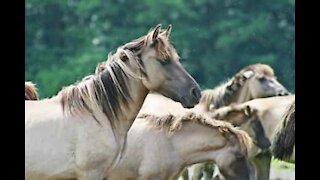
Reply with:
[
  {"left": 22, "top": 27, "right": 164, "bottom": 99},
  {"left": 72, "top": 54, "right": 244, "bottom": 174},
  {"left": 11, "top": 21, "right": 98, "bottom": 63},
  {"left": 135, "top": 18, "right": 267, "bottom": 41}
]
[
  {"left": 161, "top": 24, "right": 172, "bottom": 38},
  {"left": 119, "top": 51, "right": 129, "bottom": 61},
  {"left": 151, "top": 24, "right": 161, "bottom": 42},
  {"left": 243, "top": 70, "right": 254, "bottom": 79}
]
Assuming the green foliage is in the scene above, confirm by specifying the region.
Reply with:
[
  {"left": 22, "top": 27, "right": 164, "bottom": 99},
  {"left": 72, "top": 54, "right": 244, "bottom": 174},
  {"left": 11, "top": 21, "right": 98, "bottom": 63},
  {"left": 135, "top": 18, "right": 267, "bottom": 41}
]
[{"left": 25, "top": 0, "right": 295, "bottom": 98}]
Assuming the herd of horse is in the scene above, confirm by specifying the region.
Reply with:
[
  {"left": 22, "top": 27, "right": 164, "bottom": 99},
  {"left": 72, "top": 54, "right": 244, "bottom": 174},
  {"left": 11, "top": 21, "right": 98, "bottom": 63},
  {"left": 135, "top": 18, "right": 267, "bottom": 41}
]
[{"left": 25, "top": 24, "right": 295, "bottom": 180}]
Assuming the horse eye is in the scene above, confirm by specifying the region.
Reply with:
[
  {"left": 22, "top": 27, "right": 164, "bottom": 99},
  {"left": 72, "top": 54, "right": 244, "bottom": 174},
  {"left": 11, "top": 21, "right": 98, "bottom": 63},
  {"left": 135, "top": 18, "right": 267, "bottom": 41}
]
[
  {"left": 258, "top": 76, "right": 267, "bottom": 82},
  {"left": 159, "top": 59, "right": 170, "bottom": 66}
]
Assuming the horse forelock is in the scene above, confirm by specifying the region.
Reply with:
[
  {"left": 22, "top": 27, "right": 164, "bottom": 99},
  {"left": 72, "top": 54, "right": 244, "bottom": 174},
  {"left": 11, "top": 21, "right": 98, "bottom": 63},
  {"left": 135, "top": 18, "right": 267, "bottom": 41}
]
[
  {"left": 121, "top": 28, "right": 178, "bottom": 61},
  {"left": 154, "top": 35, "right": 178, "bottom": 60}
]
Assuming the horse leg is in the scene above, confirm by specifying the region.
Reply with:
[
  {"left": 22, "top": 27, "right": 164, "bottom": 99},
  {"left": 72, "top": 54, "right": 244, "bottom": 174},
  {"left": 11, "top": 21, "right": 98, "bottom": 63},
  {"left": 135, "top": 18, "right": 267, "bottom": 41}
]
[
  {"left": 212, "top": 164, "right": 225, "bottom": 180},
  {"left": 191, "top": 163, "right": 205, "bottom": 180},
  {"left": 203, "top": 163, "right": 214, "bottom": 180},
  {"left": 251, "top": 150, "right": 272, "bottom": 180},
  {"left": 180, "top": 168, "right": 189, "bottom": 180}
]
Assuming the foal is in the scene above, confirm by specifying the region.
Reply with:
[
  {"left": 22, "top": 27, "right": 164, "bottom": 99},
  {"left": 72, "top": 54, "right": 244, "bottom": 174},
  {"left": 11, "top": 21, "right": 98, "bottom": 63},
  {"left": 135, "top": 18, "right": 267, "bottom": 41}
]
[
  {"left": 209, "top": 95, "right": 295, "bottom": 179},
  {"left": 106, "top": 112, "right": 252, "bottom": 180}
]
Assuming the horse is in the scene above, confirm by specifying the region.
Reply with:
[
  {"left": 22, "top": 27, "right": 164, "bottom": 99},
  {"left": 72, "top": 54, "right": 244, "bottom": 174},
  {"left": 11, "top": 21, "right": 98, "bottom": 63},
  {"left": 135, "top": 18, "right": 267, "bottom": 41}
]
[
  {"left": 106, "top": 112, "right": 253, "bottom": 180},
  {"left": 199, "top": 63, "right": 289, "bottom": 110},
  {"left": 179, "top": 63, "right": 289, "bottom": 180},
  {"left": 209, "top": 95, "right": 295, "bottom": 180},
  {"left": 271, "top": 100, "right": 295, "bottom": 162},
  {"left": 25, "top": 81, "right": 39, "bottom": 100},
  {"left": 25, "top": 24, "right": 201, "bottom": 180}
]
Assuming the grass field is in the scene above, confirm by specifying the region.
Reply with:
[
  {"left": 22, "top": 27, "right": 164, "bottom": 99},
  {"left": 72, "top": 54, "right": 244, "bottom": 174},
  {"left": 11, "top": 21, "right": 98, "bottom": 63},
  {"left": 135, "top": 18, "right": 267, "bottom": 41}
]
[{"left": 270, "top": 158, "right": 295, "bottom": 180}]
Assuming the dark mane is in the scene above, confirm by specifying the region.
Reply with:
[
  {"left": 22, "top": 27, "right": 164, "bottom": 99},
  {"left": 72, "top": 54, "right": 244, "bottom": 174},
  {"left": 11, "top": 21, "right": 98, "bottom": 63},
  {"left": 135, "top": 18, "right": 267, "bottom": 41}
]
[{"left": 59, "top": 49, "right": 137, "bottom": 128}]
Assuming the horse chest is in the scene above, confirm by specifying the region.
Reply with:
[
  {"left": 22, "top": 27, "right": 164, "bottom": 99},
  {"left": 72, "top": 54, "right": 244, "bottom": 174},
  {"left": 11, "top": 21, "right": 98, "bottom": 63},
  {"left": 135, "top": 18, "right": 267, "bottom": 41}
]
[{"left": 74, "top": 123, "right": 120, "bottom": 171}]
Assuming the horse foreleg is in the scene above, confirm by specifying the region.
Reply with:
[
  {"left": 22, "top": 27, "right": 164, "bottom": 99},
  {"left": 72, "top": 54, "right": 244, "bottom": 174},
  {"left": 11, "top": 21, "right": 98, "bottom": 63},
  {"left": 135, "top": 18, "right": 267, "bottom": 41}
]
[
  {"left": 251, "top": 150, "right": 272, "bottom": 180},
  {"left": 191, "top": 163, "right": 205, "bottom": 180},
  {"left": 180, "top": 168, "right": 189, "bottom": 180},
  {"left": 212, "top": 164, "right": 225, "bottom": 180},
  {"left": 202, "top": 163, "right": 214, "bottom": 180}
]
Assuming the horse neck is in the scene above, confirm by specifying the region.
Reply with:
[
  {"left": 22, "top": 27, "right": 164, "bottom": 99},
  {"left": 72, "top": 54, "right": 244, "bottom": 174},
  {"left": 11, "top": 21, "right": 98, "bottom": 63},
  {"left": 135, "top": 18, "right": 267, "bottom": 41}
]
[
  {"left": 113, "top": 77, "right": 149, "bottom": 134},
  {"left": 102, "top": 70, "right": 149, "bottom": 173},
  {"left": 171, "top": 122, "right": 227, "bottom": 166}
]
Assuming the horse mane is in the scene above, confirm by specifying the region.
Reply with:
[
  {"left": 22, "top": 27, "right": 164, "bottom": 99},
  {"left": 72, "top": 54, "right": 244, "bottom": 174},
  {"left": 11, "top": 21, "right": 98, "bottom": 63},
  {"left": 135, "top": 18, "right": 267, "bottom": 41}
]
[
  {"left": 139, "top": 112, "right": 252, "bottom": 155},
  {"left": 59, "top": 48, "right": 142, "bottom": 127},
  {"left": 25, "top": 81, "right": 39, "bottom": 100},
  {"left": 197, "top": 89, "right": 216, "bottom": 111},
  {"left": 271, "top": 99, "right": 295, "bottom": 160},
  {"left": 201, "top": 63, "right": 276, "bottom": 108}
]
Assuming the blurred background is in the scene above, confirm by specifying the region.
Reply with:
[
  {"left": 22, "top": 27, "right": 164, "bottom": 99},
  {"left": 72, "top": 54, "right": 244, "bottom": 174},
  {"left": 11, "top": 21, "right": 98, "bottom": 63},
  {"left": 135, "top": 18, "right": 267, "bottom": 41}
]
[{"left": 25, "top": 0, "right": 295, "bottom": 99}]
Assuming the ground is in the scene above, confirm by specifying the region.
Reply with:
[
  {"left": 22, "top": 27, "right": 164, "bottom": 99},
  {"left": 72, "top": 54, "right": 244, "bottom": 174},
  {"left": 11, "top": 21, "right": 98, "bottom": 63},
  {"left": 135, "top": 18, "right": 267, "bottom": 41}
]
[{"left": 270, "top": 159, "right": 295, "bottom": 180}]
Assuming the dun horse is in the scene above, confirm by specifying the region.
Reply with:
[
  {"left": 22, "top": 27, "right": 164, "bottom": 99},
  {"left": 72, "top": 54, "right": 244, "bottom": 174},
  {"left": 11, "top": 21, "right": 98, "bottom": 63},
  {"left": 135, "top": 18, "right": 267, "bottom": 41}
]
[
  {"left": 209, "top": 95, "right": 295, "bottom": 180},
  {"left": 106, "top": 112, "right": 252, "bottom": 180},
  {"left": 198, "top": 63, "right": 289, "bottom": 110},
  {"left": 25, "top": 24, "right": 201, "bottom": 180}
]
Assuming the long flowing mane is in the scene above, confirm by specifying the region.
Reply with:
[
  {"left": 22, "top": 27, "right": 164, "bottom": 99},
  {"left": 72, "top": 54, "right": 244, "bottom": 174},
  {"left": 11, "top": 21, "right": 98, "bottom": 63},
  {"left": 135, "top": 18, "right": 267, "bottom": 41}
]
[
  {"left": 59, "top": 47, "right": 141, "bottom": 128},
  {"left": 271, "top": 99, "right": 295, "bottom": 160},
  {"left": 200, "top": 63, "right": 275, "bottom": 108},
  {"left": 25, "top": 81, "right": 39, "bottom": 100},
  {"left": 139, "top": 112, "right": 252, "bottom": 155}
]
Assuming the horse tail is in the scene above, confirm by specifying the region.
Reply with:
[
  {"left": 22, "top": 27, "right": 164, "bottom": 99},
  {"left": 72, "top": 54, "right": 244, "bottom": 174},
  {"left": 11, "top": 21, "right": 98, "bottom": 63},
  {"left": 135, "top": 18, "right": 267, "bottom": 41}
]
[
  {"left": 25, "top": 81, "right": 39, "bottom": 100},
  {"left": 271, "top": 100, "right": 295, "bottom": 160}
]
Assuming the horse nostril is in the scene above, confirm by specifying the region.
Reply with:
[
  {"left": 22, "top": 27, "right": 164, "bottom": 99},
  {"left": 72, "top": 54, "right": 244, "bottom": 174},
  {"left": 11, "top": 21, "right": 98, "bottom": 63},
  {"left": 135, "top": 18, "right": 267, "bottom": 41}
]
[
  {"left": 191, "top": 87, "right": 201, "bottom": 100},
  {"left": 278, "top": 91, "right": 289, "bottom": 96},
  {"left": 283, "top": 91, "right": 289, "bottom": 95}
]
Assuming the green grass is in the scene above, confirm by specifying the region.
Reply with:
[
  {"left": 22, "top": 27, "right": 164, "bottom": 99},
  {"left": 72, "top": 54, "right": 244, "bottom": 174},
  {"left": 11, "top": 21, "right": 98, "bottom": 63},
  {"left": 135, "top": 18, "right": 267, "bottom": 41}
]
[{"left": 271, "top": 157, "right": 295, "bottom": 169}]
